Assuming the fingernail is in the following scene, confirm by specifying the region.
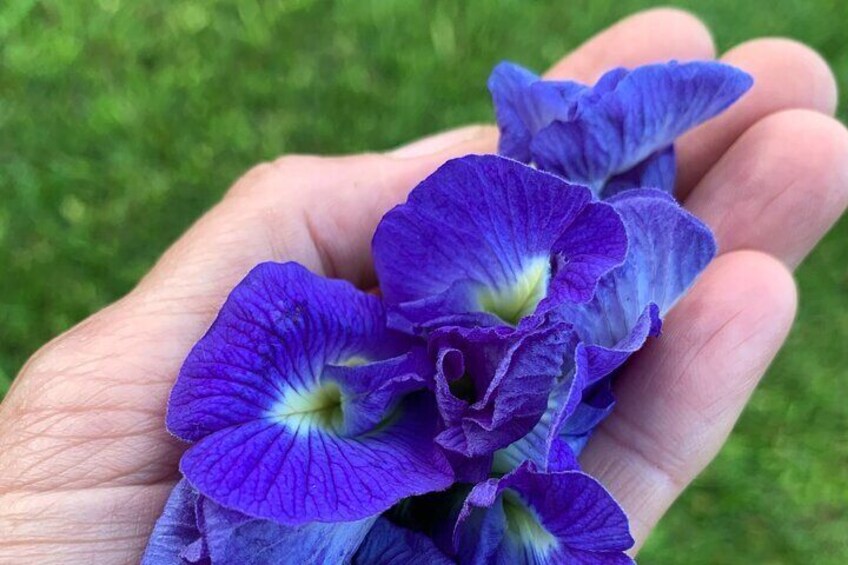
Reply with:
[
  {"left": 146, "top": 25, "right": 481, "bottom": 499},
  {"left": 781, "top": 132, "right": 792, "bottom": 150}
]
[{"left": 389, "top": 125, "right": 495, "bottom": 159}]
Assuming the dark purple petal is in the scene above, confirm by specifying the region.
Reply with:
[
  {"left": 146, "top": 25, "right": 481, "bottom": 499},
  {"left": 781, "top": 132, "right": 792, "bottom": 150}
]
[
  {"left": 443, "top": 449, "right": 493, "bottom": 484},
  {"left": 166, "top": 263, "right": 450, "bottom": 524},
  {"left": 389, "top": 280, "right": 505, "bottom": 335},
  {"left": 546, "top": 201, "right": 630, "bottom": 306},
  {"left": 322, "top": 347, "right": 431, "bottom": 435},
  {"left": 198, "top": 495, "right": 374, "bottom": 564},
  {"left": 488, "top": 61, "right": 586, "bottom": 162},
  {"left": 454, "top": 463, "right": 634, "bottom": 563},
  {"left": 488, "top": 61, "right": 541, "bottom": 162},
  {"left": 141, "top": 479, "right": 207, "bottom": 565},
  {"left": 372, "top": 155, "right": 626, "bottom": 330},
  {"left": 558, "top": 376, "right": 617, "bottom": 455},
  {"left": 494, "top": 342, "right": 621, "bottom": 470},
  {"left": 513, "top": 189, "right": 714, "bottom": 458},
  {"left": 353, "top": 518, "right": 455, "bottom": 565},
  {"left": 493, "top": 349, "right": 586, "bottom": 472},
  {"left": 579, "top": 305, "right": 662, "bottom": 386},
  {"left": 452, "top": 479, "right": 510, "bottom": 564},
  {"left": 531, "top": 61, "right": 752, "bottom": 193},
  {"left": 603, "top": 145, "right": 676, "bottom": 198},
  {"left": 429, "top": 317, "right": 577, "bottom": 458}
]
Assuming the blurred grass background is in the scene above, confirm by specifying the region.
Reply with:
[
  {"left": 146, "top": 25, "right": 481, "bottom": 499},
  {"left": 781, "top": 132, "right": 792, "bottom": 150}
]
[{"left": 1, "top": 0, "right": 846, "bottom": 562}]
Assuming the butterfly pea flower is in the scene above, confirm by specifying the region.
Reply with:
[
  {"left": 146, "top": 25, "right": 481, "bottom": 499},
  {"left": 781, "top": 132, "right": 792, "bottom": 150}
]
[
  {"left": 553, "top": 189, "right": 714, "bottom": 445},
  {"left": 165, "top": 262, "right": 453, "bottom": 527},
  {"left": 373, "top": 154, "right": 628, "bottom": 334},
  {"left": 453, "top": 458, "right": 634, "bottom": 564},
  {"left": 488, "top": 60, "right": 753, "bottom": 198}
]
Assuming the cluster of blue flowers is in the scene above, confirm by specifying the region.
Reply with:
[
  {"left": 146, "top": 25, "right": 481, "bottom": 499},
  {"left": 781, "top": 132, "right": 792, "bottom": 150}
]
[{"left": 143, "top": 60, "right": 751, "bottom": 564}]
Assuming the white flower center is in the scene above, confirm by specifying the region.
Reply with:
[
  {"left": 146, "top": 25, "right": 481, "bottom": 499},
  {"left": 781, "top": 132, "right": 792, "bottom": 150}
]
[{"left": 476, "top": 257, "right": 551, "bottom": 325}]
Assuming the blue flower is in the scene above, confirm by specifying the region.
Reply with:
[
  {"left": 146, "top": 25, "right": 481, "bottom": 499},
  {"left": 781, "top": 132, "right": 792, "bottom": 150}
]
[
  {"left": 373, "top": 155, "right": 714, "bottom": 462},
  {"left": 489, "top": 60, "right": 753, "bottom": 197},
  {"left": 453, "top": 459, "right": 635, "bottom": 564},
  {"left": 373, "top": 154, "right": 628, "bottom": 334},
  {"left": 166, "top": 262, "right": 453, "bottom": 526},
  {"left": 555, "top": 188, "right": 714, "bottom": 385}
]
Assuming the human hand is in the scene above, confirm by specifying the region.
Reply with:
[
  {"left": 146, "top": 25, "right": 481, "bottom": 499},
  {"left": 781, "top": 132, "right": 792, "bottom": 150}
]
[{"left": 1, "top": 8, "right": 845, "bottom": 563}]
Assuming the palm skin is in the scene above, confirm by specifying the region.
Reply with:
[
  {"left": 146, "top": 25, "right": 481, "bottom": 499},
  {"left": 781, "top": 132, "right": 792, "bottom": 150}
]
[{"left": 1, "top": 8, "right": 846, "bottom": 564}]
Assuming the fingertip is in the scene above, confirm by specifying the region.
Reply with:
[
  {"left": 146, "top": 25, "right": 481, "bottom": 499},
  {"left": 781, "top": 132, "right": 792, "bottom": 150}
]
[
  {"left": 760, "top": 109, "right": 848, "bottom": 213},
  {"left": 546, "top": 7, "right": 715, "bottom": 82},
  {"left": 748, "top": 109, "right": 848, "bottom": 253},
  {"left": 708, "top": 250, "right": 798, "bottom": 326},
  {"left": 672, "top": 251, "right": 797, "bottom": 352},
  {"left": 723, "top": 37, "right": 838, "bottom": 116},
  {"left": 630, "top": 6, "right": 716, "bottom": 58},
  {"left": 685, "top": 109, "right": 848, "bottom": 267}
]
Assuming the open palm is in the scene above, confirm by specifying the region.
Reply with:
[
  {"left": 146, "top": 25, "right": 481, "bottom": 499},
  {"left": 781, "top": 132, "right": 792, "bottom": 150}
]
[{"left": 1, "top": 9, "right": 845, "bottom": 564}]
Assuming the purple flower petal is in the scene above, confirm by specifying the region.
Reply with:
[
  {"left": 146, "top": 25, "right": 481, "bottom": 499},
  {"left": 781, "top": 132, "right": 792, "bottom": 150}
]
[
  {"left": 141, "top": 479, "right": 207, "bottom": 565},
  {"left": 353, "top": 518, "right": 455, "bottom": 565},
  {"left": 557, "top": 375, "right": 617, "bottom": 455},
  {"left": 493, "top": 343, "right": 596, "bottom": 474},
  {"left": 546, "top": 199, "right": 631, "bottom": 306},
  {"left": 372, "top": 155, "right": 626, "bottom": 331},
  {"left": 144, "top": 478, "right": 376, "bottom": 564},
  {"left": 495, "top": 342, "right": 620, "bottom": 469},
  {"left": 488, "top": 61, "right": 586, "bottom": 162},
  {"left": 167, "top": 262, "right": 416, "bottom": 441},
  {"left": 322, "top": 347, "right": 432, "bottom": 436},
  {"left": 503, "top": 189, "right": 713, "bottom": 460},
  {"left": 429, "top": 317, "right": 577, "bottom": 458},
  {"left": 454, "top": 463, "right": 634, "bottom": 563},
  {"left": 556, "top": 188, "right": 715, "bottom": 383},
  {"left": 493, "top": 348, "right": 587, "bottom": 472},
  {"left": 603, "top": 145, "right": 676, "bottom": 198},
  {"left": 198, "top": 495, "right": 374, "bottom": 564},
  {"left": 167, "top": 262, "right": 452, "bottom": 524},
  {"left": 532, "top": 61, "right": 752, "bottom": 193}
]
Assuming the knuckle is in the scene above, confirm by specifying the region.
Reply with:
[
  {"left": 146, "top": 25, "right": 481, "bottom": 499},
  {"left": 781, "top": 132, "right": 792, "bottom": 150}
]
[{"left": 225, "top": 154, "right": 329, "bottom": 201}]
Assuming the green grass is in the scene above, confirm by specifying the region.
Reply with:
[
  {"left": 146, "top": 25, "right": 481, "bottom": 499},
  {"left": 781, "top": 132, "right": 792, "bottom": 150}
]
[{"left": 1, "top": 1, "right": 846, "bottom": 562}]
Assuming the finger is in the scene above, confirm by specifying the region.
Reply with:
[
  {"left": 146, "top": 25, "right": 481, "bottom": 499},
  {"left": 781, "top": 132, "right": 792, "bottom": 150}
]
[
  {"left": 545, "top": 7, "right": 714, "bottom": 81},
  {"left": 676, "top": 38, "right": 838, "bottom": 197},
  {"left": 579, "top": 251, "right": 798, "bottom": 550},
  {"left": 685, "top": 109, "right": 848, "bottom": 268}
]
